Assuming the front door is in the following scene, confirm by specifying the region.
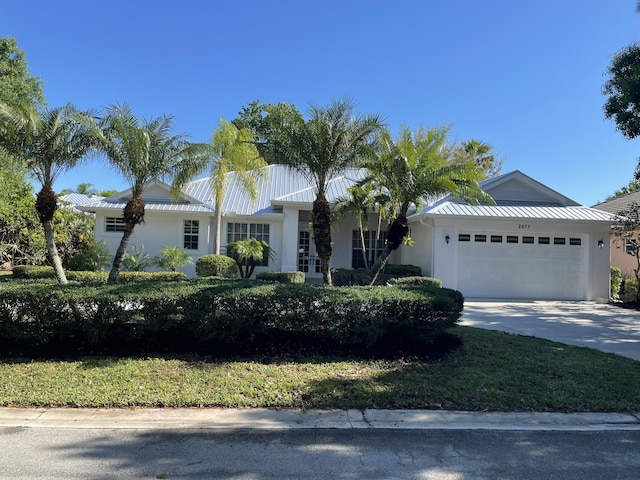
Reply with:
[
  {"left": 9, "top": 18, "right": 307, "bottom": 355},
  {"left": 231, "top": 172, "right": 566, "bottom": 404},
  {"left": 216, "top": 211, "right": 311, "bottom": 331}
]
[{"left": 298, "top": 230, "right": 322, "bottom": 278}]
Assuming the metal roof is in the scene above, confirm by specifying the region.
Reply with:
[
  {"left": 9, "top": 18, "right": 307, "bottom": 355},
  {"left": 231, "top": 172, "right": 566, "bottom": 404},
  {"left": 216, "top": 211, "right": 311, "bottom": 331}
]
[
  {"left": 424, "top": 202, "right": 615, "bottom": 222},
  {"left": 59, "top": 193, "right": 105, "bottom": 206},
  {"left": 79, "top": 201, "right": 214, "bottom": 213}
]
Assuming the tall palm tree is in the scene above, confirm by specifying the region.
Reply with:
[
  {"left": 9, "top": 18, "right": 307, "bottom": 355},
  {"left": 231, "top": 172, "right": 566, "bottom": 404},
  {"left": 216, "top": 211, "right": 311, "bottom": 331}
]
[
  {"left": 172, "top": 116, "right": 267, "bottom": 254},
  {"left": 274, "top": 98, "right": 382, "bottom": 285},
  {"left": 334, "top": 184, "right": 378, "bottom": 273},
  {"left": 0, "top": 102, "right": 94, "bottom": 284},
  {"left": 91, "top": 104, "right": 210, "bottom": 283},
  {"left": 452, "top": 139, "right": 502, "bottom": 179},
  {"left": 363, "top": 125, "right": 493, "bottom": 284}
]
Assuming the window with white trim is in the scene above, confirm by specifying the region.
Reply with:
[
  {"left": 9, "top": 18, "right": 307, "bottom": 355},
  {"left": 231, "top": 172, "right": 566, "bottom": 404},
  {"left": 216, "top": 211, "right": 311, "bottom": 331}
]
[
  {"left": 352, "top": 230, "right": 387, "bottom": 269},
  {"left": 183, "top": 220, "right": 199, "bottom": 250},
  {"left": 105, "top": 217, "right": 125, "bottom": 232},
  {"left": 226, "top": 222, "right": 270, "bottom": 266}
]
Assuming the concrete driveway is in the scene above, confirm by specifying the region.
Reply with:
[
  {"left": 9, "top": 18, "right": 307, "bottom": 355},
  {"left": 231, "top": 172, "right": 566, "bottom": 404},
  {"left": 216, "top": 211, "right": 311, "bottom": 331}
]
[{"left": 461, "top": 300, "right": 640, "bottom": 361}]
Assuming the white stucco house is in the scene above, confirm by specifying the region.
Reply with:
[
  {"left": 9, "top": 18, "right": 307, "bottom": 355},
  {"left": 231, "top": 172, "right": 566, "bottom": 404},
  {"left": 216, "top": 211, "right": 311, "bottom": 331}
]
[{"left": 77, "top": 165, "right": 613, "bottom": 301}]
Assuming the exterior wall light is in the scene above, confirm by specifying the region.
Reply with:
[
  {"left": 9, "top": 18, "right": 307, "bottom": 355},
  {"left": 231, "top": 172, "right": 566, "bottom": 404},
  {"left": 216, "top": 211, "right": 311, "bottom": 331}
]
[
  {"left": 598, "top": 239, "right": 604, "bottom": 249},
  {"left": 445, "top": 235, "right": 450, "bottom": 244}
]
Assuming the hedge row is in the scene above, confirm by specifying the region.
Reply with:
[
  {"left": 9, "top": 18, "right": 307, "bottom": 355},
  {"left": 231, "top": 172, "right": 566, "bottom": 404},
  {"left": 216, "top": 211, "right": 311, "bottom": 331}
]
[
  {"left": 0, "top": 279, "right": 463, "bottom": 357},
  {"left": 12, "top": 266, "right": 186, "bottom": 283}
]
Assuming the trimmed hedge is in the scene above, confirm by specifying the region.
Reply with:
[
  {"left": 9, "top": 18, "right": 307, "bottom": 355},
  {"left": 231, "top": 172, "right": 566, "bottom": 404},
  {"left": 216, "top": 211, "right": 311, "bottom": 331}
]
[
  {"left": 256, "top": 271, "right": 306, "bottom": 283},
  {"left": 11, "top": 267, "right": 186, "bottom": 284},
  {"left": 611, "top": 267, "right": 622, "bottom": 300},
  {"left": 332, "top": 264, "right": 424, "bottom": 286},
  {"left": 196, "top": 254, "right": 238, "bottom": 278},
  {"left": 0, "top": 279, "right": 463, "bottom": 357},
  {"left": 387, "top": 276, "right": 442, "bottom": 287}
]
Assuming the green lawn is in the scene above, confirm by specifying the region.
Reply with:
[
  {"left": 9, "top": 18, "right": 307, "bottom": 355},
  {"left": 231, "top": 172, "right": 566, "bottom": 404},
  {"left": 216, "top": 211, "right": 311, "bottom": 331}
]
[{"left": 1, "top": 326, "right": 639, "bottom": 412}]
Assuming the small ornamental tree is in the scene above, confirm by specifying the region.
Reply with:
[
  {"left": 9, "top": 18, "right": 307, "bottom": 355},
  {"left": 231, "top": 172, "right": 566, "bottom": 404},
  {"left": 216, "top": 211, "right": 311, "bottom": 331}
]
[
  {"left": 226, "top": 238, "right": 274, "bottom": 278},
  {"left": 613, "top": 202, "right": 640, "bottom": 304},
  {"left": 154, "top": 245, "right": 193, "bottom": 272}
]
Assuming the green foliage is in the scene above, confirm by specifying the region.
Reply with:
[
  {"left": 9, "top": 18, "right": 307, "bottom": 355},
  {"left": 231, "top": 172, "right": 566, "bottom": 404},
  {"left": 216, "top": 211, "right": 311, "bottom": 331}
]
[
  {"left": 603, "top": 42, "right": 640, "bottom": 141},
  {"left": 387, "top": 276, "right": 442, "bottom": 287},
  {"left": 613, "top": 202, "right": 640, "bottom": 303},
  {"left": 227, "top": 238, "right": 273, "bottom": 278},
  {"left": 384, "top": 264, "right": 422, "bottom": 276},
  {"left": 11, "top": 265, "right": 55, "bottom": 279},
  {"left": 620, "top": 278, "right": 638, "bottom": 304},
  {"left": 195, "top": 254, "right": 239, "bottom": 278},
  {"left": 0, "top": 36, "right": 45, "bottom": 110},
  {"left": 122, "top": 245, "right": 153, "bottom": 272},
  {"left": 0, "top": 280, "right": 463, "bottom": 356},
  {"left": 611, "top": 266, "right": 622, "bottom": 300},
  {"left": 66, "top": 241, "right": 111, "bottom": 271},
  {"left": 154, "top": 245, "right": 193, "bottom": 272},
  {"left": 255, "top": 271, "right": 306, "bottom": 283}
]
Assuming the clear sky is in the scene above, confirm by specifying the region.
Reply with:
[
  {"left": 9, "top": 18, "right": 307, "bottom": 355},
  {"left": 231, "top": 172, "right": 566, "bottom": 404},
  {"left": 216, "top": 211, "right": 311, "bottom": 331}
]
[{"left": 2, "top": 0, "right": 639, "bottom": 205}]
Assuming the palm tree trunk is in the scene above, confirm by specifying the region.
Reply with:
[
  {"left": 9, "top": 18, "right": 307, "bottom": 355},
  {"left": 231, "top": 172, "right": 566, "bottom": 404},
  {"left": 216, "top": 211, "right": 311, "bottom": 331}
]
[
  {"left": 369, "top": 247, "right": 392, "bottom": 285},
  {"left": 312, "top": 196, "right": 333, "bottom": 286},
  {"left": 214, "top": 205, "right": 222, "bottom": 255},
  {"left": 108, "top": 222, "right": 135, "bottom": 283},
  {"left": 358, "top": 217, "right": 370, "bottom": 273},
  {"left": 42, "top": 218, "right": 68, "bottom": 285}
]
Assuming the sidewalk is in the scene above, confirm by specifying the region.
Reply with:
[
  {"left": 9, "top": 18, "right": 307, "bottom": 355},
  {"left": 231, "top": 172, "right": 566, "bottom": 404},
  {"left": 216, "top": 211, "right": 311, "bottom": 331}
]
[{"left": 1, "top": 407, "right": 639, "bottom": 431}]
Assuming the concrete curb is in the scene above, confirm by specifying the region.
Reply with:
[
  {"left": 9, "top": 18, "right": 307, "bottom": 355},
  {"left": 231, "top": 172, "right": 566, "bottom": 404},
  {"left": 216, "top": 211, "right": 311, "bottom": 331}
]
[{"left": 1, "top": 407, "right": 639, "bottom": 431}]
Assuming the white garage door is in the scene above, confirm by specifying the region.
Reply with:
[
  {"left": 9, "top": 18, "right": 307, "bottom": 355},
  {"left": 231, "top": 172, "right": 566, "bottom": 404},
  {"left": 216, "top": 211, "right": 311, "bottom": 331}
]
[{"left": 456, "top": 232, "right": 587, "bottom": 300}]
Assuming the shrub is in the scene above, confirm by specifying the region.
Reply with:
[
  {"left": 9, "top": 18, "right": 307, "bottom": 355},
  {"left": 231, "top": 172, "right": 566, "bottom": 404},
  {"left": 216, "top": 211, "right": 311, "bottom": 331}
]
[
  {"left": 154, "top": 245, "right": 193, "bottom": 272},
  {"left": 66, "top": 241, "right": 111, "bottom": 272},
  {"left": 12, "top": 265, "right": 55, "bottom": 279},
  {"left": 331, "top": 268, "right": 372, "bottom": 286},
  {"left": 196, "top": 254, "right": 238, "bottom": 278},
  {"left": 122, "top": 245, "right": 153, "bottom": 272},
  {"left": 256, "top": 271, "right": 306, "bottom": 283},
  {"left": 611, "top": 266, "right": 622, "bottom": 300},
  {"left": 0, "top": 279, "right": 463, "bottom": 357},
  {"left": 384, "top": 264, "right": 422, "bottom": 276},
  {"left": 620, "top": 278, "right": 638, "bottom": 304},
  {"left": 387, "top": 276, "right": 442, "bottom": 287}
]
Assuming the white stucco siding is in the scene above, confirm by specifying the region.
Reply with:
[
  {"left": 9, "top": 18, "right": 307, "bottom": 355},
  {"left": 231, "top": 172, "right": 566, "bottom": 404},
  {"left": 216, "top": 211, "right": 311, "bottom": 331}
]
[
  {"left": 401, "top": 220, "right": 434, "bottom": 277},
  {"left": 432, "top": 218, "right": 610, "bottom": 301},
  {"left": 94, "top": 211, "right": 212, "bottom": 277}
]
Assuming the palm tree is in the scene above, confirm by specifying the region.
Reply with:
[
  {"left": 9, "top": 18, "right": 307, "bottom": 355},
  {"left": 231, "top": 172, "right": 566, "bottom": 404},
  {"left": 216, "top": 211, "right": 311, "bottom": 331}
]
[
  {"left": 273, "top": 98, "right": 382, "bottom": 285},
  {"left": 226, "top": 238, "right": 273, "bottom": 278},
  {"left": 91, "top": 104, "right": 210, "bottom": 283},
  {"left": 153, "top": 245, "right": 193, "bottom": 272},
  {"left": 334, "top": 184, "right": 378, "bottom": 273},
  {"left": 173, "top": 117, "right": 267, "bottom": 255},
  {"left": 0, "top": 102, "right": 94, "bottom": 284},
  {"left": 363, "top": 125, "right": 493, "bottom": 284},
  {"left": 452, "top": 139, "right": 502, "bottom": 179}
]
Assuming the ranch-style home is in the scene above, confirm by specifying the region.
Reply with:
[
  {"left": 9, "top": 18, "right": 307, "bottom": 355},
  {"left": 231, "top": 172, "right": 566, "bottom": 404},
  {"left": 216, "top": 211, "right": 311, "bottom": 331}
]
[{"left": 77, "top": 165, "right": 613, "bottom": 301}]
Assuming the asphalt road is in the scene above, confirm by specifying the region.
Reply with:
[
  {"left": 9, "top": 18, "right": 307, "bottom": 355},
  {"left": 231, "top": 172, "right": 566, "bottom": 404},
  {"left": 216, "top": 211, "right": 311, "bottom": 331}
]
[{"left": 1, "top": 427, "right": 639, "bottom": 479}]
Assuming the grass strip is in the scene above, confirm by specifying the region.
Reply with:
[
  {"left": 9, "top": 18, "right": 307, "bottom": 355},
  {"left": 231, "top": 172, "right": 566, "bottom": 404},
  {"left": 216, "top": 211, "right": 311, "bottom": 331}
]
[{"left": 0, "top": 327, "right": 638, "bottom": 412}]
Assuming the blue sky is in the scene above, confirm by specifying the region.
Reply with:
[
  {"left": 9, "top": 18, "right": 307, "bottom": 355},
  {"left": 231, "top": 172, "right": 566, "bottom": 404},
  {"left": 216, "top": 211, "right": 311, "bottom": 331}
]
[{"left": 2, "top": 1, "right": 639, "bottom": 205}]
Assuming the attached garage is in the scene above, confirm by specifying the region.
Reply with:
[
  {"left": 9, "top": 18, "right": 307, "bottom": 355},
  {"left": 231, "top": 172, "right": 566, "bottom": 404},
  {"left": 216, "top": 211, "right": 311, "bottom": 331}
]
[
  {"left": 406, "top": 170, "right": 614, "bottom": 301},
  {"left": 456, "top": 231, "right": 587, "bottom": 300}
]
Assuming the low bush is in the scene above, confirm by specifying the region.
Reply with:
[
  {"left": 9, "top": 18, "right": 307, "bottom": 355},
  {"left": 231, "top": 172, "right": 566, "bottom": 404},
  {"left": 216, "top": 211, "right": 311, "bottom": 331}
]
[
  {"left": 195, "top": 254, "right": 238, "bottom": 278},
  {"left": 387, "top": 276, "right": 442, "bottom": 287},
  {"left": 0, "top": 279, "right": 463, "bottom": 358},
  {"left": 12, "top": 265, "right": 55, "bottom": 279},
  {"left": 620, "top": 278, "right": 638, "bottom": 304},
  {"left": 332, "top": 264, "right": 424, "bottom": 286},
  {"left": 611, "top": 267, "right": 622, "bottom": 300},
  {"left": 256, "top": 271, "right": 306, "bottom": 283},
  {"left": 384, "top": 264, "right": 422, "bottom": 276}
]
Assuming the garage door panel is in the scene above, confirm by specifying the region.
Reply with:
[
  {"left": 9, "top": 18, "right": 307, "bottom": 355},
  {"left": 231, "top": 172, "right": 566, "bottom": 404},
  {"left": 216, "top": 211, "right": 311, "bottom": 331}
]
[{"left": 457, "top": 232, "right": 587, "bottom": 300}]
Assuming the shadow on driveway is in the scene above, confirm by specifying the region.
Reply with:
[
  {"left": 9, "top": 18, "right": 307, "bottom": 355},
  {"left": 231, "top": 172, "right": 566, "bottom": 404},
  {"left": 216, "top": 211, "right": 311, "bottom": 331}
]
[{"left": 461, "top": 300, "right": 640, "bottom": 361}]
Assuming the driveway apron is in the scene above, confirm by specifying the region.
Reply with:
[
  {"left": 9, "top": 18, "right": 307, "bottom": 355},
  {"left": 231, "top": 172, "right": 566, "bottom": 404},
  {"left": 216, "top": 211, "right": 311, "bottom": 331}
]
[{"left": 461, "top": 300, "right": 640, "bottom": 361}]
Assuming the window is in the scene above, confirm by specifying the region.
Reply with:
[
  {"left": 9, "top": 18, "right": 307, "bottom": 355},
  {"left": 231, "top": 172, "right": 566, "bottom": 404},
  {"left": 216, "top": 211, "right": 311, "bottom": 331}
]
[
  {"left": 569, "top": 238, "right": 582, "bottom": 246},
  {"left": 183, "top": 220, "right": 199, "bottom": 250},
  {"left": 554, "top": 237, "right": 566, "bottom": 245},
  {"left": 523, "top": 236, "right": 534, "bottom": 244},
  {"left": 626, "top": 239, "right": 637, "bottom": 255},
  {"left": 538, "top": 237, "right": 550, "bottom": 245},
  {"left": 474, "top": 234, "right": 487, "bottom": 242},
  {"left": 351, "top": 230, "right": 387, "bottom": 269},
  {"left": 506, "top": 236, "right": 519, "bottom": 244},
  {"left": 227, "top": 222, "right": 270, "bottom": 266},
  {"left": 458, "top": 234, "right": 471, "bottom": 242},
  {"left": 490, "top": 235, "right": 503, "bottom": 243},
  {"left": 105, "top": 217, "right": 125, "bottom": 232}
]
